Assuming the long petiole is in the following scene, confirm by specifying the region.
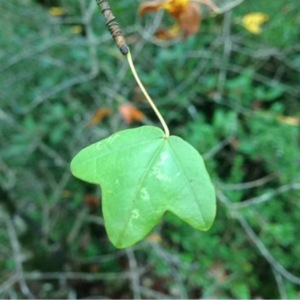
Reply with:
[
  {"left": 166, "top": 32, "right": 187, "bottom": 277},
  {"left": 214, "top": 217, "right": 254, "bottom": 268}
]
[{"left": 126, "top": 50, "right": 170, "bottom": 138}]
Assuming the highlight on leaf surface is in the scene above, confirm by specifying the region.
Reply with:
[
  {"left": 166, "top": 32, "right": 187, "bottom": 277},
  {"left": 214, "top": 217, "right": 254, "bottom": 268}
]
[
  {"left": 71, "top": 126, "right": 216, "bottom": 248},
  {"left": 139, "top": 0, "right": 219, "bottom": 39},
  {"left": 242, "top": 12, "right": 269, "bottom": 34}
]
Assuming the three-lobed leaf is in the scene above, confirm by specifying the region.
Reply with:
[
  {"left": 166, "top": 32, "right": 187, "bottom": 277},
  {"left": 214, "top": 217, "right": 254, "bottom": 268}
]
[{"left": 71, "top": 126, "right": 216, "bottom": 248}]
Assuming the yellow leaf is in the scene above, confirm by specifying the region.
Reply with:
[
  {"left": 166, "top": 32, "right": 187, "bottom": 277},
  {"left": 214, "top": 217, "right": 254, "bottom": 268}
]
[
  {"left": 70, "top": 25, "right": 84, "bottom": 35},
  {"left": 242, "top": 12, "right": 269, "bottom": 34},
  {"left": 162, "top": 0, "right": 190, "bottom": 19},
  {"left": 276, "top": 115, "right": 300, "bottom": 126},
  {"left": 49, "top": 6, "right": 66, "bottom": 17}
]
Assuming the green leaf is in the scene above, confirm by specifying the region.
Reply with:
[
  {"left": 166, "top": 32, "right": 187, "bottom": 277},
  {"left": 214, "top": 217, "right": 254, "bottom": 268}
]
[{"left": 71, "top": 126, "right": 216, "bottom": 248}]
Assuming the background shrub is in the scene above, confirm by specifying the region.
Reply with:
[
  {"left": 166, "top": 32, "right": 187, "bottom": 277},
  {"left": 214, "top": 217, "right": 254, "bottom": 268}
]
[{"left": 0, "top": 0, "right": 299, "bottom": 298}]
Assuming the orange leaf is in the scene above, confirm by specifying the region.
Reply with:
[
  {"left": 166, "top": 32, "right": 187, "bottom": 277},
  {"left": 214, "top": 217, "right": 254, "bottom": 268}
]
[
  {"left": 139, "top": 0, "right": 203, "bottom": 39},
  {"left": 88, "top": 108, "right": 112, "bottom": 127},
  {"left": 139, "top": 1, "right": 164, "bottom": 16},
  {"left": 178, "top": 2, "right": 201, "bottom": 37},
  {"left": 84, "top": 194, "right": 100, "bottom": 208},
  {"left": 146, "top": 233, "right": 162, "bottom": 243},
  {"left": 119, "top": 103, "right": 145, "bottom": 124},
  {"left": 155, "top": 26, "right": 180, "bottom": 40}
]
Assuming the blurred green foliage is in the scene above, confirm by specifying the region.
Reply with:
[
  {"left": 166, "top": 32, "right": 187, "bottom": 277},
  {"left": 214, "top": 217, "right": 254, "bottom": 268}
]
[{"left": 0, "top": 0, "right": 300, "bottom": 298}]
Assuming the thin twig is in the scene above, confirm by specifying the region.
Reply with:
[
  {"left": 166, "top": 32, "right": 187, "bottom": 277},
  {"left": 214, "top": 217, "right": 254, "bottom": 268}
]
[
  {"left": 77, "top": 250, "right": 126, "bottom": 264},
  {"left": 273, "top": 268, "right": 288, "bottom": 299},
  {"left": 126, "top": 248, "right": 142, "bottom": 299},
  {"left": 192, "top": 0, "right": 220, "bottom": 13},
  {"left": 22, "top": 71, "right": 98, "bottom": 114},
  {"left": 5, "top": 215, "right": 35, "bottom": 299},
  {"left": 67, "top": 207, "right": 89, "bottom": 245},
  {"left": 216, "top": 10, "right": 233, "bottom": 99},
  {"left": 149, "top": 242, "right": 190, "bottom": 298},
  {"left": 203, "top": 136, "right": 235, "bottom": 160},
  {"left": 140, "top": 286, "right": 176, "bottom": 299},
  {"left": 217, "top": 174, "right": 277, "bottom": 191},
  {"left": 0, "top": 109, "right": 66, "bottom": 165},
  {"left": 24, "top": 270, "right": 145, "bottom": 281},
  {"left": 237, "top": 214, "right": 300, "bottom": 285},
  {"left": 81, "top": 0, "right": 100, "bottom": 75},
  {"left": 217, "top": 189, "right": 300, "bottom": 286},
  {"left": 218, "top": 0, "right": 244, "bottom": 14},
  {"left": 0, "top": 273, "right": 19, "bottom": 295},
  {"left": 232, "top": 183, "right": 300, "bottom": 209},
  {"left": 0, "top": 37, "right": 69, "bottom": 73}
]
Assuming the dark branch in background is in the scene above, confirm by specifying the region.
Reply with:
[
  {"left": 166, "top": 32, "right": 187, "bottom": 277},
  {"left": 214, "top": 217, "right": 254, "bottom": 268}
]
[{"left": 95, "top": 0, "right": 129, "bottom": 55}]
